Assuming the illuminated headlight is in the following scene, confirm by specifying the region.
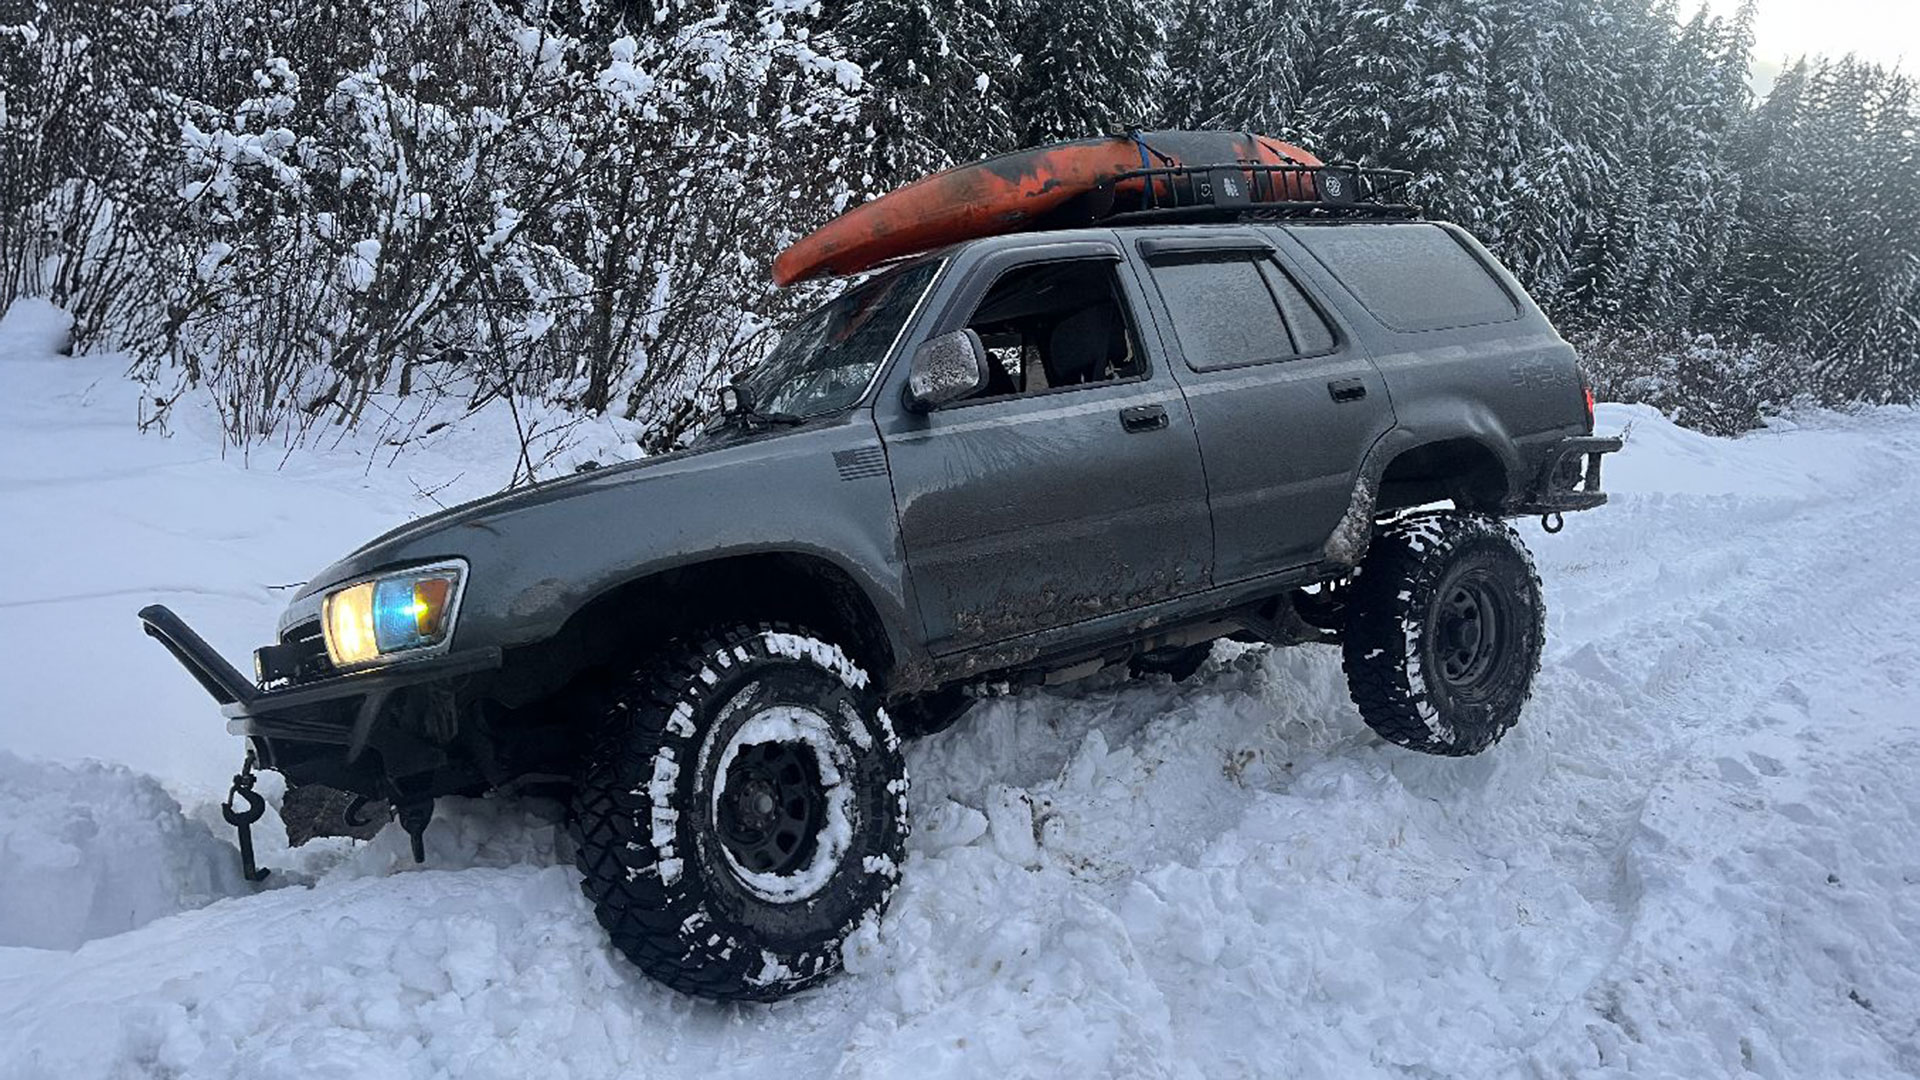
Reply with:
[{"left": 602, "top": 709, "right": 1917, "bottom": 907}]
[{"left": 321, "top": 561, "right": 466, "bottom": 669}]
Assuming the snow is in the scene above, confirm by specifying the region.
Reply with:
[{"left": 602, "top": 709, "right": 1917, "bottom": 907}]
[
  {"left": 0, "top": 296, "right": 72, "bottom": 357},
  {"left": 599, "top": 36, "right": 660, "bottom": 112},
  {"left": 343, "top": 238, "right": 382, "bottom": 292},
  {"left": 5, "top": 304, "right": 1920, "bottom": 1076},
  {"left": 0, "top": 753, "right": 243, "bottom": 950}
]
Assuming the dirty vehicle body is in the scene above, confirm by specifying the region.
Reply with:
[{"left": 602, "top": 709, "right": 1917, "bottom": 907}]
[{"left": 142, "top": 212, "right": 1619, "bottom": 1001}]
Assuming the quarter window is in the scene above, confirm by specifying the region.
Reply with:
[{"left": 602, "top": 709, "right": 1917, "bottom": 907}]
[{"left": 1288, "top": 223, "right": 1519, "bottom": 332}]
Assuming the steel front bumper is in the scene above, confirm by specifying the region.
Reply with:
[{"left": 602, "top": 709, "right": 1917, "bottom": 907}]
[
  {"left": 137, "top": 604, "right": 501, "bottom": 758},
  {"left": 1517, "top": 434, "right": 1624, "bottom": 515}
]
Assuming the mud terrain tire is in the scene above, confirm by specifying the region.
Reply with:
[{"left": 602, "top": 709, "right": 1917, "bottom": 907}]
[
  {"left": 569, "top": 624, "right": 908, "bottom": 1001},
  {"left": 1342, "top": 513, "right": 1544, "bottom": 756}
]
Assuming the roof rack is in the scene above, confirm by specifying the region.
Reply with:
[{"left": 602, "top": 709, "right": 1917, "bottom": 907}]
[{"left": 1096, "top": 162, "right": 1421, "bottom": 226}]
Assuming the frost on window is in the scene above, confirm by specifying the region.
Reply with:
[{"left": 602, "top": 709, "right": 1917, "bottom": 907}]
[{"left": 1291, "top": 224, "right": 1519, "bottom": 333}]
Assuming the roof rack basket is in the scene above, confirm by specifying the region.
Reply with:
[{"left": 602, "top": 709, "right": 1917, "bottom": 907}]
[{"left": 1097, "top": 162, "right": 1421, "bottom": 225}]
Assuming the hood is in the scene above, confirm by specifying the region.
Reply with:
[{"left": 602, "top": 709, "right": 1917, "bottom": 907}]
[{"left": 289, "top": 417, "right": 833, "bottom": 603}]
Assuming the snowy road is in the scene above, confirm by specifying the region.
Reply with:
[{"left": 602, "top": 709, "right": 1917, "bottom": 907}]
[{"left": 3, "top": 303, "right": 1919, "bottom": 1078}]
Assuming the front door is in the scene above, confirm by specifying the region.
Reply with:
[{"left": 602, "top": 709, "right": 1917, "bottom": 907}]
[{"left": 878, "top": 245, "right": 1213, "bottom": 654}]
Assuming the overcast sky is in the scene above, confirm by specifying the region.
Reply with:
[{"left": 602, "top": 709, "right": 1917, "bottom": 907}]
[{"left": 1696, "top": 0, "right": 1915, "bottom": 82}]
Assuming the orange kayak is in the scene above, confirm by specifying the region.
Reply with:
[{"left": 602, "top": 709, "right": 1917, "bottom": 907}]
[{"left": 773, "top": 131, "right": 1323, "bottom": 286}]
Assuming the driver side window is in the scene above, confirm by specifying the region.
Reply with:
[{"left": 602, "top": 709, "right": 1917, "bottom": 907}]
[{"left": 959, "top": 259, "right": 1146, "bottom": 402}]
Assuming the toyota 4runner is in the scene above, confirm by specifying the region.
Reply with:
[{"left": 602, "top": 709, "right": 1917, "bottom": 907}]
[{"left": 141, "top": 192, "right": 1620, "bottom": 1001}]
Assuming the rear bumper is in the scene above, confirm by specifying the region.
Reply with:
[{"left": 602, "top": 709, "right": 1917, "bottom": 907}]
[
  {"left": 1515, "top": 434, "right": 1623, "bottom": 515},
  {"left": 138, "top": 604, "right": 501, "bottom": 756}
]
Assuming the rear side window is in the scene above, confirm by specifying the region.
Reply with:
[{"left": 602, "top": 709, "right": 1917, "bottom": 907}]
[
  {"left": 1148, "top": 254, "right": 1338, "bottom": 370},
  {"left": 1265, "top": 266, "right": 1337, "bottom": 356},
  {"left": 1289, "top": 223, "right": 1518, "bottom": 332}
]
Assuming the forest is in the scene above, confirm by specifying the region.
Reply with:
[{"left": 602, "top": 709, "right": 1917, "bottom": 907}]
[{"left": 2, "top": 0, "right": 1914, "bottom": 452}]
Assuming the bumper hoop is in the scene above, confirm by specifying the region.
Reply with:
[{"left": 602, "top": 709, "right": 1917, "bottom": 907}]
[{"left": 1518, "top": 434, "right": 1625, "bottom": 517}]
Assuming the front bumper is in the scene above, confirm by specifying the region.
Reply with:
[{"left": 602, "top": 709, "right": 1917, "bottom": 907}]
[
  {"left": 1516, "top": 434, "right": 1624, "bottom": 515},
  {"left": 138, "top": 604, "right": 501, "bottom": 759}
]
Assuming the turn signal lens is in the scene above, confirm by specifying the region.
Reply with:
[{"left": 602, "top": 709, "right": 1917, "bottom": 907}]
[{"left": 321, "top": 564, "right": 464, "bottom": 669}]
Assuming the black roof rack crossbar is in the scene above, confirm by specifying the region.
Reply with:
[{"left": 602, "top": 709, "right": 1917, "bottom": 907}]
[
  {"left": 1100, "top": 202, "right": 1423, "bottom": 226},
  {"left": 1096, "top": 161, "right": 1421, "bottom": 225}
]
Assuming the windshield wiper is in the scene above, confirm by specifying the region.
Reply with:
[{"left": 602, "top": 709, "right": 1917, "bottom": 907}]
[{"left": 743, "top": 405, "right": 807, "bottom": 427}]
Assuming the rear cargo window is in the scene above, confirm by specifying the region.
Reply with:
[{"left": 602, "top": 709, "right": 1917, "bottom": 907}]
[
  {"left": 1147, "top": 254, "right": 1337, "bottom": 370},
  {"left": 1289, "top": 223, "right": 1518, "bottom": 332}
]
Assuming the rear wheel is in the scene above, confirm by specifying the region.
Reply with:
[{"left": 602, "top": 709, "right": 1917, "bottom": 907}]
[
  {"left": 569, "top": 624, "right": 908, "bottom": 1001},
  {"left": 1341, "top": 512, "right": 1544, "bottom": 756}
]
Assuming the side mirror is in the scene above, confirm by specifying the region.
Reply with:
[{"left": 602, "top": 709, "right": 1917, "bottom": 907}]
[{"left": 904, "top": 329, "right": 991, "bottom": 412}]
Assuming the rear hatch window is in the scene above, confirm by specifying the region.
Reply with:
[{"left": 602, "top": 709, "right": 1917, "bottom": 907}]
[{"left": 1288, "top": 223, "right": 1518, "bottom": 332}]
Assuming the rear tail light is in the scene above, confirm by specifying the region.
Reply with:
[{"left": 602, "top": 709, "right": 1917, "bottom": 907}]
[{"left": 1582, "top": 381, "right": 1595, "bottom": 433}]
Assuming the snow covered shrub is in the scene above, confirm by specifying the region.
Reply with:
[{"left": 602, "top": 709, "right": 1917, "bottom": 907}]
[
  {"left": 1572, "top": 329, "right": 1811, "bottom": 436},
  {"left": 0, "top": 5, "right": 177, "bottom": 351},
  {"left": 61, "top": 0, "right": 869, "bottom": 453}
]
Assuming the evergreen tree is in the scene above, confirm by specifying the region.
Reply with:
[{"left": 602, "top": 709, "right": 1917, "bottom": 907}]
[
  {"left": 1612, "top": 7, "right": 1747, "bottom": 328},
  {"left": 1006, "top": 0, "right": 1161, "bottom": 146},
  {"left": 1161, "top": 0, "right": 1309, "bottom": 135},
  {"left": 840, "top": 0, "right": 1015, "bottom": 183}
]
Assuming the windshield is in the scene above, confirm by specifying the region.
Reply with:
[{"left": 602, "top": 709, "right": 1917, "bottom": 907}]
[{"left": 737, "top": 260, "right": 941, "bottom": 418}]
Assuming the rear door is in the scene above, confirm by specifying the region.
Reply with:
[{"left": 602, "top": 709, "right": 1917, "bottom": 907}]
[
  {"left": 1131, "top": 231, "right": 1396, "bottom": 581},
  {"left": 876, "top": 241, "right": 1213, "bottom": 654},
  {"left": 1280, "top": 222, "right": 1584, "bottom": 450}
]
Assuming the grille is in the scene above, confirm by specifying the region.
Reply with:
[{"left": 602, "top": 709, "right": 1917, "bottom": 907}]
[{"left": 276, "top": 619, "right": 336, "bottom": 683}]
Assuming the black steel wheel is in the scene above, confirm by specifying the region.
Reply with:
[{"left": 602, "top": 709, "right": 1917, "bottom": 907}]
[
  {"left": 569, "top": 624, "right": 909, "bottom": 1001},
  {"left": 1434, "top": 573, "right": 1513, "bottom": 694},
  {"left": 717, "top": 739, "right": 827, "bottom": 876},
  {"left": 1341, "top": 512, "right": 1544, "bottom": 756}
]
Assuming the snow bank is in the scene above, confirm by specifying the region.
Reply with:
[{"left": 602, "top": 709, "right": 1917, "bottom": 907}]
[
  {"left": 0, "top": 297, "right": 72, "bottom": 358},
  {"left": 0, "top": 753, "right": 244, "bottom": 949},
  {"left": 1595, "top": 401, "right": 1887, "bottom": 499}
]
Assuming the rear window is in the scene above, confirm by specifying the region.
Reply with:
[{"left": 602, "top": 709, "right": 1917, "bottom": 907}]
[
  {"left": 1147, "top": 254, "right": 1338, "bottom": 370},
  {"left": 1288, "top": 223, "right": 1518, "bottom": 332}
]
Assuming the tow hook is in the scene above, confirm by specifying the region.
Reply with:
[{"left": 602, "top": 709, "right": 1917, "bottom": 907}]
[
  {"left": 1541, "top": 512, "right": 1565, "bottom": 535},
  {"left": 395, "top": 795, "right": 434, "bottom": 865},
  {"left": 222, "top": 751, "right": 271, "bottom": 883}
]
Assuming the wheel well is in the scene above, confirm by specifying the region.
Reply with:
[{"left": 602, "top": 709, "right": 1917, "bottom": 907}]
[
  {"left": 492, "top": 553, "right": 898, "bottom": 710},
  {"left": 1376, "top": 438, "right": 1509, "bottom": 514}
]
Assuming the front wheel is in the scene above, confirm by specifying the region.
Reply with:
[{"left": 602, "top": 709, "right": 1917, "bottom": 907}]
[
  {"left": 1341, "top": 513, "right": 1545, "bottom": 756},
  {"left": 569, "top": 624, "right": 908, "bottom": 1001}
]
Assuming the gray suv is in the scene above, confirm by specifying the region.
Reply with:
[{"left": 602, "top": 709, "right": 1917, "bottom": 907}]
[{"left": 142, "top": 217, "right": 1619, "bottom": 1001}]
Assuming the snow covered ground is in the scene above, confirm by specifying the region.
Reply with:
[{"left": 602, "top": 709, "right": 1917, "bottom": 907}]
[{"left": 4, "top": 297, "right": 1919, "bottom": 1078}]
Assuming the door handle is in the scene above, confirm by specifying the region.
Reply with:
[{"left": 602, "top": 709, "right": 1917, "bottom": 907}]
[
  {"left": 1328, "top": 378, "right": 1368, "bottom": 403},
  {"left": 1119, "top": 404, "right": 1169, "bottom": 433}
]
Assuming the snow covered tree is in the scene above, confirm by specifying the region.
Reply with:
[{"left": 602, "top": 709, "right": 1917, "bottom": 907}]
[
  {"left": 1006, "top": 0, "right": 1161, "bottom": 146},
  {"left": 1161, "top": 0, "right": 1311, "bottom": 135},
  {"left": 839, "top": 0, "right": 1014, "bottom": 183}
]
